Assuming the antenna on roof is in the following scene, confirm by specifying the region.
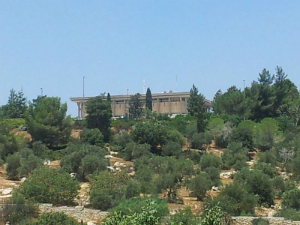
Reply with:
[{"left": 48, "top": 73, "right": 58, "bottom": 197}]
[{"left": 143, "top": 78, "right": 146, "bottom": 94}]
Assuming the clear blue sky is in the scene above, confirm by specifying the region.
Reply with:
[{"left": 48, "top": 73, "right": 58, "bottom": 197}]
[{"left": 1, "top": 1, "right": 300, "bottom": 117}]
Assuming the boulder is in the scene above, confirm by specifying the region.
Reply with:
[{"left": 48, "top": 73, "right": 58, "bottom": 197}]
[{"left": 2, "top": 188, "right": 13, "bottom": 195}]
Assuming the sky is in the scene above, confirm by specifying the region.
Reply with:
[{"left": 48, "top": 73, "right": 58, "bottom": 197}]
[{"left": 1, "top": 1, "right": 300, "bottom": 117}]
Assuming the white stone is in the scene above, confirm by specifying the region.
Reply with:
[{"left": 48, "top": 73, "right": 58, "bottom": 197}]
[
  {"left": 115, "top": 167, "right": 121, "bottom": 171},
  {"left": 105, "top": 155, "right": 113, "bottom": 159},
  {"left": 44, "top": 160, "right": 50, "bottom": 165},
  {"left": 110, "top": 151, "right": 118, "bottom": 155},
  {"left": 114, "top": 162, "right": 120, "bottom": 167},
  {"left": 119, "top": 163, "right": 124, "bottom": 167},
  {"left": 2, "top": 188, "right": 13, "bottom": 195},
  {"left": 87, "top": 222, "right": 97, "bottom": 225},
  {"left": 21, "top": 177, "right": 27, "bottom": 182},
  {"left": 212, "top": 186, "right": 218, "bottom": 191},
  {"left": 107, "top": 166, "right": 115, "bottom": 172},
  {"left": 70, "top": 173, "right": 77, "bottom": 178}
]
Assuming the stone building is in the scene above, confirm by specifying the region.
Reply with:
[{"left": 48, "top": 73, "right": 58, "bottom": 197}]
[{"left": 70, "top": 91, "right": 211, "bottom": 119}]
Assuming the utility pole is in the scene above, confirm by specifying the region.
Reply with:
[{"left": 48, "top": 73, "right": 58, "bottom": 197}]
[
  {"left": 40, "top": 88, "right": 43, "bottom": 96},
  {"left": 127, "top": 89, "right": 129, "bottom": 120}
]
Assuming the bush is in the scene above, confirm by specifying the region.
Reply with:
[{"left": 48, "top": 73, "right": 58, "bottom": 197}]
[
  {"left": 204, "top": 167, "right": 221, "bottom": 186},
  {"left": 191, "top": 132, "right": 212, "bottom": 150},
  {"left": 124, "top": 142, "right": 152, "bottom": 161},
  {"left": 272, "top": 176, "right": 285, "bottom": 197},
  {"left": 32, "top": 141, "right": 50, "bottom": 158},
  {"left": 89, "top": 171, "right": 128, "bottom": 210},
  {"left": 200, "top": 153, "right": 222, "bottom": 170},
  {"left": 31, "top": 212, "right": 80, "bottom": 225},
  {"left": 222, "top": 142, "right": 248, "bottom": 170},
  {"left": 188, "top": 173, "right": 212, "bottom": 200},
  {"left": 16, "top": 166, "right": 80, "bottom": 205},
  {"left": 275, "top": 208, "right": 300, "bottom": 221},
  {"left": 252, "top": 218, "right": 270, "bottom": 225},
  {"left": 80, "top": 128, "right": 104, "bottom": 146},
  {"left": 166, "top": 129, "right": 185, "bottom": 147},
  {"left": 161, "top": 141, "right": 182, "bottom": 157},
  {"left": 6, "top": 153, "right": 21, "bottom": 180},
  {"left": 170, "top": 207, "right": 200, "bottom": 225},
  {"left": 60, "top": 144, "right": 109, "bottom": 180},
  {"left": 112, "top": 131, "right": 132, "bottom": 150},
  {"left": 253, "top": 162, "right": 278, "bottom": 178},
  {"left": 125, "top": 179, "right": 141, "bottom": 199},
  {"left": 112, "top": 197, "right": 169, "bottom": 219},
  {"left": 0, "top": 195, "right": 38, "bottom": 224},
  {"left": 281, "top": 188, "right": 300, "bottom": 210}
]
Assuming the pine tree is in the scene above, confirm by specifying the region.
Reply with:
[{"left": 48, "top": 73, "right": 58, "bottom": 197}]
[
  {"left": 146, "top": 88, "right": 152, "bottom": 111},
  {"left": 107, "top": 93, "right": 111, "bottom": 102}
]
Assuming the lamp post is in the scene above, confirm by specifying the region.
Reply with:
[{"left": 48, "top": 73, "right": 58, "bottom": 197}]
[{"left": 243, "top": 80, "right": 245, "bottom": 120}]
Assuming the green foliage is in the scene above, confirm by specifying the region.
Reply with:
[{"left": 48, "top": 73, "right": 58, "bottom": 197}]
[
  {"left": 112, "top": 197, "right": 169, "bottom": 219},
  {"left": 1, "top": 195, "right": 38, "bottom": 224},
  {"left": 131, "top": 121, "right": 168, "bottom": 149},
  {"left": 200, "top": 153, "right": 222, "bottom": 170},
  {"left": 80, "top": 128, "right": 104, "bottom": 146},
  {"left": 170, "top": 207, "right": 200, "bottom": 225},
  {"left": 253, "top": 118, "right": 282, "bottom": 151},
  {"left": 275, "top": 208, "right": 300, "bottom": 221},
  {"left": 16, "top": 166, "right": 80, "bottom": 205},
  {"left": 1, "top": 89, "right": 27, "bottom": 119},
  {"left": 125, "top": 179, "right": 141, "bottom": 199},
  {"left": 166, "top": 129, "right": 186, "bottom": 147},
  {"left": 89, "top": 171, "right": 128, "bottom": 210},
  {"left": 257, "top": 150, "right": 277, "bottom": 166},
  {"left": 253, "top": 162, "right": 278, "bottom": 178},
  {"left": 124, "top": 142, "right": 152, "bottom": 161},
  {"left": 200, "top": 203, "right": 231, "bottom": 225},
  {"left": 272, "top": 176, "right": 285, "bottom": 197},
  {"left": 60, "top": 144, "right": 109, "bottom": 180},
  {"left": 222, "top": 142, "right": 248, "bottom": 170},
  {"left": 31, "top": 212, "right": 80, "bottom": 225},
  {"left": 252, "top": 218, "right": 270, "bottom": 225},
  {"left": 204, "top": 167, "right": 221, "bottom": 186},
  {"left": 207, "top": 182, "right": 257, "bottom": 216},
  {"left": 0, "top": 123, "right": 20, "bottom": 160},
  {"left": 102, "top": 200, "right": 160, "bottom": 225},
  {"left": 188, "top": 85, "right": 207, "bottom": 132},
  {"left": 235, "top": 168, "right": 274, "bottom": 206},
  {"left": 32, "top": 141, "right": 50, "bottom": 158},
  {"left": 229, "top": 120, "right": 255, "bottom": 150},
  {"left": 146, "top": 88, "right": 153, "bottom": 111},
  {"left": 6, "top": 153, "right": 21, "bottom": 179},
  {"left": 113, "top": 131, "right": 132, "bottom": 151},
  {"left": 0, "top": 118, "right": 26, "bottom": 129},
  {"left": 281, "top": 188, "right": 300, "bottom": 210},
  {"left": 86, "top": 95, "right": 112, "bottom": 141},
  {"left": 129, "top": 93, "right": 144, "bottom": 119},
  {"left": 188, "top": 173, "right": 212, "bottom": 200},
  {"left": 25, "top": 96, "right": 73, "bottom": 148},
  {"left": 191, "top": 132, "right": 212, "bottom": 150},
  {"left": 162, "top": 141, "right": 182, "bottom": 157}
]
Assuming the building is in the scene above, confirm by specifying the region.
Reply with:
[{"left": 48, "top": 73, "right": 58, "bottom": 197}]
[{"left": 70, "top": 91, "right": 211, "bottom": 119}]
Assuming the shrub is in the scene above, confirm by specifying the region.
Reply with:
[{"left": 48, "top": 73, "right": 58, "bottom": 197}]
[
  {"left": 191, "top": 132, "right": 211, "bottom": 150},
  {"left": 170, "top": 207, "right": 200, "bottom": 225},
  {"left": 204, "top": 167, "right": 221, "bottom": 186},
  {"left": 188, "top": 173, "right": 212, "bottom": 200},
  {"left": 125, "top": 179, "right": 141, "bottom": 199},
  {"left": 113, "top": 131, "right": 132, "bottom": 150},
  {"left": 32, "top": 141, "right": 50, "bottom": 158},
  {"left": 200, "top": 153, "right": 222, "bottom": 170},
  {"left": 272, "top": 176, "right": 285, "bottom": 197},
  {"left": 112, "top": 197, "right": 169, "bottom": 219},
  {"left": 166, "top": 129, "right": 185, "bottom": 147},
  {"left": 6, "top": 153, "right": 21, "bottom": 180},
  {"left": 80, "top": 128, "right": 104, "bottom": 146},
  {"left": 124, "top": 142, "right": 152, "bottom": 161},
  {"left": 200, "top": 204, "right": 232, "bottom": 225},
  {"left": 253, "top": 162, "right": 278, "bottom": 178},
  {"left": 161, "top": 141, "right": 182, "bottom": 157},
  {"left": 16, "top": 166, "right": 80, "bottom": 205},
  {"left": 252, "top": 218, "right": 270, "bottom": 225},
  {"left": 222, "top": 142, "right": 248, "bottom": 170},
  {"left": 0, "top": 195, "right": 37, "bottom": 224},
  {"left": 281, "top": 188, "right": 300, "bottom": 210},
  {"left": 275, "top": 208, "right": 300, "bottom": 221},
  {"left": 89, "top": 171, "right": 128, "bottom": 210},
  {"left": 31, "top": 212, "right": 80, "bottom": 225}
]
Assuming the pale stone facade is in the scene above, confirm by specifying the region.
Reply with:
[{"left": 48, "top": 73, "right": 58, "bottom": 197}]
[{"left": 70, "top": 92, "right": 211, "bottom": 119}]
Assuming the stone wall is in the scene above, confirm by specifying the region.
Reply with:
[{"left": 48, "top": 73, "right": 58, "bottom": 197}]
[
  {"left": 38, "top": 204, "right": 109, "bottom": 224},
  {"left": 232, "top": 217, "right": 300, "bottom": 225}
]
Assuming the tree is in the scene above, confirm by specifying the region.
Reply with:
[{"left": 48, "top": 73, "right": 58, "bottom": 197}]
[
  {"left": 6, "top": 153, "right": 21, "bottom": 180},
  {"left": 146, "top": 88, "right": 152, "bottom": 111},
  {"left": 89, "top": 171, "right": 128, "bottom": 210},
  {"left": 129, "top": 93, "right": 144, "bottom": 119},
  {"left": 107, "top": 93, "right": 111, "bottom": 102},
  {"left": 85, "top": 96, "right": 112, "bottom": 142},
  {"left": 32, "top": 212, "right": 80, "bottom": 225},
  {"left": 25, "top": 97, "right": 73, "bottom": 148},
  {"left": 187, "top": 85, "right": 207, "bottom": 132},
  {"left": 1, "top": 89, "right": 27, "bottom": 119},
  {"left": 188, "top": 173, "right": 212, "bottom": 200},
  {"left": 17, "top": 167, "right": 80, "bottom": 205},
  {"left": 80, "top": 128, "right": 104, "bottom": 146}
]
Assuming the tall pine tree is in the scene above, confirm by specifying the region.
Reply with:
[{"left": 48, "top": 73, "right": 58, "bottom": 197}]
[{"left": 146, "top": 88, "right": 152, "bottom": 111}]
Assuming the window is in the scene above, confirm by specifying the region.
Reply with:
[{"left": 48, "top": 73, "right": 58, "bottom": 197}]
[
  {"left": 159, "top": 98, "right": 169, "bottom": 103},
  {"left": 115, "top": 100, "right": 124, "bottom": 104},
  {"left": 171, "top": 97, "right": 180, "bottom": 102}
]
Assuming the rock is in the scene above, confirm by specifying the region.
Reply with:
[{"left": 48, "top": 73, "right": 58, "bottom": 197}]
[
  {"left": 115, "top": 167, "right": 121, "bottom": 171},
  {"left": 70, "top": 173, "right": 77, "bottom": 178},
  {"left": 119, "top": 163, "right": 124, "bottom": 167},
  {"left": 21, "top": 177, "right": 27, "bottom": 182},
  {"left": 2, "top": 188, "right": 13, "bottom": 195},
  {"left": 114, "top": 162, "right": 120, "bottom": 167},
  {"left": 87, "top": 222, "right": 97, "bottom": 225},
  {"left": 107, "top": 166, "right": 115, "bottom": 172},
  {"left": 212, "top": 186, "right": 218, "bottom": 191},
  {"left": 105, "top": 155, "right": 113, "bottom": 159},
  {"left": 129, "top": 167, "right": 134, "bottom": 171},
  {"left": 44, "top": 160, "right": 50, "bottom": 165},
  {"left": 110, "top": 151, "right": 118, "bottom": 155}
]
